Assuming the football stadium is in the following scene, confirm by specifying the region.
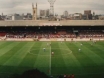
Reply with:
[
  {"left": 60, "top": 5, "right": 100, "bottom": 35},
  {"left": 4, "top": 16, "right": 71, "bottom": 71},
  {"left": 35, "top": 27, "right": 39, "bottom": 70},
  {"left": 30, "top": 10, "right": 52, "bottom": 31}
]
[{"left": 0, "top": 20, "right": 104, "bottom": 78}]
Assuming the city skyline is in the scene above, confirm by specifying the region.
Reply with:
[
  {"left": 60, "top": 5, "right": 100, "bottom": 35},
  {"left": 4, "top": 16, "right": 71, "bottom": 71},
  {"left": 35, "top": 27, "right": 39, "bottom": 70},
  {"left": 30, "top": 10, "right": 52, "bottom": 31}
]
[{"left": 0, "top": 0, "right": 104, "bottom": 15}]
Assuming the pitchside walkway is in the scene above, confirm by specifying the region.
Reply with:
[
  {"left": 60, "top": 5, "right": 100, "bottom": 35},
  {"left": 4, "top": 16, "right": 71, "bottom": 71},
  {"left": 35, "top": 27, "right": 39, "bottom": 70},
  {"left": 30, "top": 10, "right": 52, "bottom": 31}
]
[{"left": 0, "top": 38, "right": 104, "bottom": 41}]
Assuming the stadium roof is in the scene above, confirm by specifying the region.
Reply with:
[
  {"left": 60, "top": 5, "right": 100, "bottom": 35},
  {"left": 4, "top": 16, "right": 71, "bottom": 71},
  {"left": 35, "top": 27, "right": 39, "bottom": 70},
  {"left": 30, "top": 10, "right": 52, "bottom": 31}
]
[{"left": 0, "top": 20, "right": 104, "bottom": 26}]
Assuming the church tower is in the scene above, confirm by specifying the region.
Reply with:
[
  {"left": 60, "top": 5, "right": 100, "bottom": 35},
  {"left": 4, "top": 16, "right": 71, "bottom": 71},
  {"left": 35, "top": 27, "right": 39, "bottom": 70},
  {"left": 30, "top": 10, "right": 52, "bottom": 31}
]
[{"left": 32, "top": 3, "right": 37, "bottom": 20}]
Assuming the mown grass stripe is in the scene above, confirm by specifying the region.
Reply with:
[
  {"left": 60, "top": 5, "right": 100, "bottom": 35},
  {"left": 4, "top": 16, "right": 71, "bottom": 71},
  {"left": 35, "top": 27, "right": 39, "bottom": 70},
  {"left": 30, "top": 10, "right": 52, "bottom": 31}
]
[
  {"left": 82, "top": 42, "right": 104, "bottom": 60},
  {"left": 77, "top": 42, "right": 104, "bottom": 65},
  {"left": 0, "top": 42, "right": 28, "bottom": 73},
  {"left": 0, "top": 41, "right": 13, "bottom": 50},
  {"left": 0, "top": 42, "right": 20, "bottom": 57},
  {"left": 0, "top": 42, "right": 22, "bottom": 64},
  {"left": 3, "top": 42, "right": 32, "bottom": 66},
  {"left": 66, "top": 42, "right": 98, "bottom": 73},
  {"left": 17, "top": 42, "right": 37, "bottom": 67},
  {"left": 0, "top": 43, "right": 25, "bottom": 65},
  {"left": 73, "top": 42, "right": 104, "bottom": 75},
  {"left": 13, "top": 42, "right": 38, "bottom": 74},
  {"left": 0, "top": 41, "right": 7, "bottom": 46},
  {"left": 33, "top": 42, "right": 50, "bottom": 74},
  {"left": 51, "top": 42, "right": 67, "bottom": 75},
  {"left": 65, "top": 42, "right": 88, "bottom": 74},
  {"left": 1, "top": 42, "right": 33, "bottom": 73}
]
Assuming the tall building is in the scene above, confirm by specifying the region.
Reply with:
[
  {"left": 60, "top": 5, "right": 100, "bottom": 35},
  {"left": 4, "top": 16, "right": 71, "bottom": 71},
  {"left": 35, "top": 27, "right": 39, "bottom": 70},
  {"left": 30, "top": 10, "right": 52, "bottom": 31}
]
[
  {"left": 40, "top": 9, "right": 49, "bottom": 17},
  {"left": 84, "top": 10, "right": 91, "bottom": 15},
  {"left": 32, "top": 3, "right": 37, "bottom": 20},
  {"left": 2, "top": 13, "right": 3, "bottom": 16},
  {"left": 40, "top": 10, "right": 46, "bottom": 17},
  {"left": 84, "top": 10, "right": 92, "bottom": 20},
  {"left": 40, "top": 9, "right": 49, "bottom": 18},
  {"left": 12, "top": 14, "right": 23, "bottom": 20},
  {"left": 63, "top": 11, "right": 68, "bottom": 18},
  {"left": 0, "top": 13, "right": 6, "bottom": 20},
  {"left": 0, "top": 15, "right": 3, "bottom": 20},
  {"left": 46, "top": 9, "right": 50, "bottom": 17}
]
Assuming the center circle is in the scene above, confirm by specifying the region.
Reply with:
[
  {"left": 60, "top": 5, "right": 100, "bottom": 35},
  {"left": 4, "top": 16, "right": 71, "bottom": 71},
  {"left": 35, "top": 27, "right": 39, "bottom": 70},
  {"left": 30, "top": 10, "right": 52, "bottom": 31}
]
[{"left": 29, "top": 48, "right": 72, "bottom": 56}]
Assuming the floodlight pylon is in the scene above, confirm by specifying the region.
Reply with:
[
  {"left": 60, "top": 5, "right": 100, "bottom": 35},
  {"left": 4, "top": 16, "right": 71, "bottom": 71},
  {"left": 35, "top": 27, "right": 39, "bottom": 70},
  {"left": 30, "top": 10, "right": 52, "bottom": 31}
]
[{"left": 48, "top": 0, "right": 56, "bottom": 16}]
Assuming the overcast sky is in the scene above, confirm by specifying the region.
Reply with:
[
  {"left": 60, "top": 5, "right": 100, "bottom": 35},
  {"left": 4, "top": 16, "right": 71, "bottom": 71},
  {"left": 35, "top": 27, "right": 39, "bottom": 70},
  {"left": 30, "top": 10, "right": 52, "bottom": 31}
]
[{"left": 0, "top": 0, "right": 104, "bottom": 15}]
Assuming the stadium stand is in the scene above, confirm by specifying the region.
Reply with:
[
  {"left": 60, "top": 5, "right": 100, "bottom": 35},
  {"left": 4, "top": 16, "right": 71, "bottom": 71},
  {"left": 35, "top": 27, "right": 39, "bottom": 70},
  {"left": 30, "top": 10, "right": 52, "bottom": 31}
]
[{"left": 0, "top": 26, "right": 104, "bottom": 41}]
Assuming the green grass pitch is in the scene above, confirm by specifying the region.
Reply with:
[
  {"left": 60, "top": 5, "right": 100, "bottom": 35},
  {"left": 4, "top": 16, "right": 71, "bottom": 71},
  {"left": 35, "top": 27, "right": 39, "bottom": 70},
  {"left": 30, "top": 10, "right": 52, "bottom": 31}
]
[{"left": 0, "top": 41, "right": 104, "bottom": 78}]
